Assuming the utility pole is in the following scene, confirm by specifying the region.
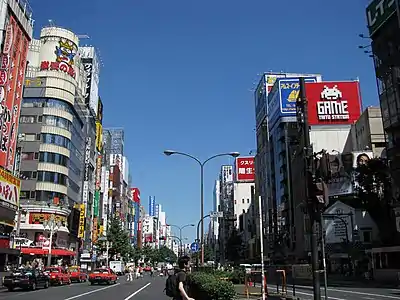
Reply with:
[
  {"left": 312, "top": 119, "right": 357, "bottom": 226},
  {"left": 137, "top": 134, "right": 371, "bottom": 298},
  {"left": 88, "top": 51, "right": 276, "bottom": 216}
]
[{"left": 297, "top": 78, "right": 321, "bottom": 300}]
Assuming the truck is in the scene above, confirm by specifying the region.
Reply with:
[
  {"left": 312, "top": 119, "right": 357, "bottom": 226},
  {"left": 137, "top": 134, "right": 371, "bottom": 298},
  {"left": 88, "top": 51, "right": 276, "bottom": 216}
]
[{"left": 109, "top": 261, "right": 125, "bottom": 276}]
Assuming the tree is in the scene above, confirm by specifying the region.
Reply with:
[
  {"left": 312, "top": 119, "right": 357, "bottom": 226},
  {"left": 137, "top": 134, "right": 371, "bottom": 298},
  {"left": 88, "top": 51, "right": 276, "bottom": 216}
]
[
  {"left": 158, "top": 246, "right": 177, "bottom": 263},
  {"left": 355, "top": 157, "right": 396, "bottom": 244},
  {"left": 191, "top": 244, "right": 214, "bottom": 262},
  {"left": 106, "top": 216, "right": 132, "bottom": 261}
]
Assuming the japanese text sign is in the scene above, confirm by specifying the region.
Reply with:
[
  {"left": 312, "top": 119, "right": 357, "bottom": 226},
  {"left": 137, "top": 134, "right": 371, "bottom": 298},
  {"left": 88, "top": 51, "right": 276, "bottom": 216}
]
[
  {"left": 0, "top": 168, "right": 20, "bottom": 211},
  {"left": 235, "top": 157, "right": 255, "bottom": 182},
  {"left": 78, "top": 204, "right": 85, "bottom": 238}
]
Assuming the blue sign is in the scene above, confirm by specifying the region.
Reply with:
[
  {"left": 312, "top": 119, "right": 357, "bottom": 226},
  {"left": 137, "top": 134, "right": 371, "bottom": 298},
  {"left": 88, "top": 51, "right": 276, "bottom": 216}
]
[
  {"left": 190, "top": 242, "right": 199, "bottom": 252},
  {"left": 149, "top": 196, "right": 155, "bottom": 216},
  {"left": 278, "top": 77, "right": 317, "bottom": 114}
]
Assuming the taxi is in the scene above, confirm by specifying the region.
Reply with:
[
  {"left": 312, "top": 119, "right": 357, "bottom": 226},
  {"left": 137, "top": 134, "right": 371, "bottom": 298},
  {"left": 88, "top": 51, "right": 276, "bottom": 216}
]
[
  {"left": 88, "top": 268, "right": 117, "bottom": 285},
  {"left": 68, "top": 266, "right": 87, "bottom": 283},
  {"left": 44, "top": 266, "right": 71, "bottom": 285}
]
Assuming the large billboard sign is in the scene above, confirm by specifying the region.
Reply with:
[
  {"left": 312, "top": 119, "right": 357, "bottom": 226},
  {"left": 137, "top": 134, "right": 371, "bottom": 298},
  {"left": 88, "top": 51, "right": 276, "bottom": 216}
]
[
  {"left": 82, "top": 58, "right": 93, "bottom": 105},
  {"left": 305, "top": 81, "right": 361, "bottom": 126},
  {"left": 131, "top": 187, "right": 140, "bottom": 203},
  {"left": 235, "top": 157, "right": 255, "bottom": 182},
  {"left": 366, "top": 0, "right": 395, "bottom": 36},
  {"left": 0, "top": 15, "right": 30, "bottom": 171},
  {"left": 78, "top": 204, "right": 85, "bottom": 238},
  {"left": 0, "top": 168, "right": 20, "bottom": 211},
  {"left": 221, "top": 165, "right": 233, "bottom": 183}
]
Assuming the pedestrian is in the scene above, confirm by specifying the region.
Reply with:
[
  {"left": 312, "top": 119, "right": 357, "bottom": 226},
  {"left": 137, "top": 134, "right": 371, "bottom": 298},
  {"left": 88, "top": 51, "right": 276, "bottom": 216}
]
[
  {"left": 128, "top": 265, "right": 134, "bottom": 281},
  {"left": 150, "top": 266, "right": 154, "bottom": 277},
  {"left": 174, "top": 255, "right": 194, "bottom": 300}
]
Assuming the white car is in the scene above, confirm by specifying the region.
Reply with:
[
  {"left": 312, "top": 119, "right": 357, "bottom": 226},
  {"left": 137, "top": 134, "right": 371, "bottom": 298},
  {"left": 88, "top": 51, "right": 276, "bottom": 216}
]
[{"left": 320, "top": 85, "right": 342, "bottom": 100}]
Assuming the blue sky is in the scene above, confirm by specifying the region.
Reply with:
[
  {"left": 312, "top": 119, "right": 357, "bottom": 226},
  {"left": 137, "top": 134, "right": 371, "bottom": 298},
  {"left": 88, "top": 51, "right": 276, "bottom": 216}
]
[{"left": 31, "top": 0, "right": 376, "bottom": 241}]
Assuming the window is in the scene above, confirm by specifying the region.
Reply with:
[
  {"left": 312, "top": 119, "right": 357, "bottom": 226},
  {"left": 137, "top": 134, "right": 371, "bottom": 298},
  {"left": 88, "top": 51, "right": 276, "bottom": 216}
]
[
  {"left": 20, "top": 171, "right": 37, "bottom": 179},
  {"left": 247, "top": 198, "right": 250, "bottom": 203},
  {"left": 24, "top": 134, "right": 36, "bottom": 141},
  {"left": 41, "top": 133, "right": 71, "bottom": 149},
  {"left": 242, "top": 199, "right": 245, "bottom": 204},
  {"left": 39, "top": 152, "right": 69, "bottom": 167},
  {"left": 20, "top": 115, "right": 36, "bottom": 123},
  {"left": 362, "top": 230, "right": 372, "bottom": 243},
  {"left": 37, "top": 171, "right": 68, "bottom": 185},
  {"left": 43, "top": 115, "right": 72, "bottom": 131},
  {"left": 30, "top": 191, "right": 36, "bottom": 199},
  {"left": 38, "top": 116, "right": 43, "bottom": 123},
  {"left": 21, "top": 152, "right": 35, "bottom": 160},
  {"left": 35, "top": 191, "right": 66, "bottom": 202},
  {"left": 20, "top": 191, "right": 29, "bottom": 199},
  {"left": 234, "top": 200, "right": 237, "bottom": 204}
]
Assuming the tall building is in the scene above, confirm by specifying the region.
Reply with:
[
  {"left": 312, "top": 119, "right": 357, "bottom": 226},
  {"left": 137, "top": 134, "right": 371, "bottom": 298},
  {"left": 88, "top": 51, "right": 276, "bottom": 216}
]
[
  {"left": 17, "top": 25, "right": 95, "bottom": 263},
  {"left": 0, "top": 0, "right": 33, "bottom": 268},
  {"left": 253, "top": 72, "right": 321, "bottom": 261},
  {"left": 366, "top": 0, "right": 400, "bottom": 200}
]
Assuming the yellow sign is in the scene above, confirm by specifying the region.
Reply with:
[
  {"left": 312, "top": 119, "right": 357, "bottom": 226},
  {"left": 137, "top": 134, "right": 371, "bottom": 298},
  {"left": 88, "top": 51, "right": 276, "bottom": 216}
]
[
  {"left": 95, "top": 122, "right": 103, "bottom": 152},
  {"left": 99, "top": 225, "right": 104, "bottom": 236},
  {"left": 92, "top": 217, "right": 98, "bottom": 242},
  {"left": 0, "top": 168, "right": 21, "bottom": 211},
  {"left": 78, "top": 204, "right": 85, "bottom": 238},
  {"left": 30, "top": 213, "right": 67, "bottom": 226}
]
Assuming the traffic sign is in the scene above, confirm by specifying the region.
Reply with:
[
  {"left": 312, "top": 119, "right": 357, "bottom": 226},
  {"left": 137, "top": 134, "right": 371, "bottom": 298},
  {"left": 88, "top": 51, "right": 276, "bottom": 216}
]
[
  {"left": 190, "top": 242, "right": 199, "bottom": 252},
  {"left": 210, "top": 211, "right": 223, "bottom": 218}
]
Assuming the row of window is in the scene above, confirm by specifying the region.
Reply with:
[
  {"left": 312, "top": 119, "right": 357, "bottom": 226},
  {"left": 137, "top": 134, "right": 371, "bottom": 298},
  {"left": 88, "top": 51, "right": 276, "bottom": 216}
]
[
  {"left": 22, "top": 98, "right": 74, "bottom": 115},
  {"left": 20, "top": 190, "right": 66, "bottom": 202},
  {"left": 20, "top": 114, "right": 73, "bottom": 131},
  {"left": 21, "top": 170, "right": 68, "bottom": 185}
]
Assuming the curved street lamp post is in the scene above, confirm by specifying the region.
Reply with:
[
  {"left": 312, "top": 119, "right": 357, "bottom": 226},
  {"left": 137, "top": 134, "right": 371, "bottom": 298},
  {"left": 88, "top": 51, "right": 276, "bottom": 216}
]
[
  {"left": 168, "top": 224, "right": 195, "bottom": 256},
  {"left": 164, "top": 150, "right": 240, "bottom": 265}
]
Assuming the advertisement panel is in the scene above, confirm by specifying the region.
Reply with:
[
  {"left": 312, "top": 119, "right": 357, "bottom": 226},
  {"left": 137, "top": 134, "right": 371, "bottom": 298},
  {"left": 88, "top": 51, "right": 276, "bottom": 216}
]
[
  {"left": 149, "top": 196, "right": 155, "bottom": 216},
  {"left": 0, "top": 15, "right": 30, "bottom": 171},
  {"left": 78, "top": 204, "right": 85, "bottom": 238},
  {"left": 92, "top": 217, "right": 98, "bottom": 242},
  {"left": 29, "top": 213, "right": 67, "bottom": 226},
  {"left": 0, "top": 168, "right": 20, "bottom": 211},
  {"left": 95, "top": 122, "right": 103, "bottom": 152},
  {"left": 235, "top": 157, "right": 255, "bottom": 182},
  {"left": 221, "top": 165, "right": 233, "bottom": 183},
  {"left": 305, "top": 81, "right": 362, "bottom": 126},
  {"left": 279, "top": 77, "right": 317, "bottom": 114},
  {"left": 82, "top": 58, "right": 93, "bottom": 105},
  {"left": 155, "top": 204, "right": 160, "bottom": 219},
  {"left": 97, "top": 97, "right": 103, "bottom": 123},
  {"left": 82, "top": 137, "right": 91, "bottom": 208},
  {"left": 131, "top": 187, "right": 140, "bottom": 203},
  {"left": 366, "top": 0, "right": 395, "bottom": 36}
]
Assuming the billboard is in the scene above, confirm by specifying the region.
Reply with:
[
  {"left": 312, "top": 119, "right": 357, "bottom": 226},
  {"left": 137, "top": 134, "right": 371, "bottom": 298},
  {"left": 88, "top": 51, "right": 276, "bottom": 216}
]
[
  {"left": 305, "top": 81, "right": 361, "bottom": 126},
  {"left": 155, "top": 204, "right": 160, "bottom": 219},
  {"left": 221, "top": 165, "right": 233, "bottom": 183},
  {"left": 82, "top": 58, "right": 93, "bottom": 105},
  {"left": 131, "top": 187, "right": 140, "bottom": 203},
  {"left": 80, "top": 47, "right": 100, "bottom": 114},
  {"left": 0, "top": 168, "right": 20, "bottom": 212},
  {"left": 92, "top": 217, "right": 98, "bottom": 242},
  {"left": 78, "top": 204, "right": 85, "bottom": 238},
  {"left": 97, "top": 97, "right": 103, "bottom": 123},
  {"left": 149, "top": 196, "right": 155, "bottom": 216},
  {"left": 82, "top": 137, "right": 91, "bottom": 210},
  {"left": 366, "top": 0, "right": 395, "bottom": 36},
  {"left": 235, "top": 157, "right": 255, "bottom": 182},
  {"left": 0, "top": 15, "right": 30, "bottom": 171}
]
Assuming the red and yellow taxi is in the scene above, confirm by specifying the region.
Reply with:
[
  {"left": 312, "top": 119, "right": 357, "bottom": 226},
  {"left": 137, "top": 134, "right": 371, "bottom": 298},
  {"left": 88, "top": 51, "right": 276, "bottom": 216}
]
[
  {"left": 88, "top": 268, "right": 117, "bottom": 285},
  {"left": 68, "top": 266, "right": 87, "bottom": 283},
  {"left": 44, "top": 267, "right": 71, "bottom": 286}
]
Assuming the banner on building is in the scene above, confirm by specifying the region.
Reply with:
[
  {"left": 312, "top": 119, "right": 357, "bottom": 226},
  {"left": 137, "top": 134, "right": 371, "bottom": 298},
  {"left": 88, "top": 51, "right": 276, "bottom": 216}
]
[
  {"left": 78, "top": 204, "right": 85, "bottom": 238},
  {"left": 94, "top": 191, "right": 100, "bottom": 217},
  {"left": 95, "top": 122, "right": 103, "bottom": 152},
  {"left": 82, "top": 137, "right": 91, "bottom": 208},
  {"left": 92, "top": 217, "right": 98, "bottom": 242},
  {"left": 0, "top": 168, "right": 20, "bottom": 211}
]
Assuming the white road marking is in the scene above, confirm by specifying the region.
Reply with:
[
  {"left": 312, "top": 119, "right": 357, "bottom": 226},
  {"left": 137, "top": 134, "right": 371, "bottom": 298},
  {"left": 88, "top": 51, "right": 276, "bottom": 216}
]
[
  {"left": 123, "top": 282, "right": 151, "bottom": 300},
  {"left": 63, "top": 283, "right": 121, "bottom": 300},
  {"left": 294, "top": 285, "right": 400, "bottom": 299},
  {"left": 267, "top": 287, "right": 345, "bottom": 300}
]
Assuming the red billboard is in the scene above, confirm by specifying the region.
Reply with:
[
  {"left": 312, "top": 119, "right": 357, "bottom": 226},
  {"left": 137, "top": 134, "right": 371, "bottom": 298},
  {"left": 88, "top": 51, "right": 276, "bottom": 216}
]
[
  {"left": 235, "top": 157, "right": 255, "bottom": 182},
  {"left": 131, "top": 187, "right": 140, "bottom": 203},
  {"left": 305, "top": 81, "right": 362, "bottom": 126},
  {"left": 0, "top": 15, "right": 30, "bottom": 170}
]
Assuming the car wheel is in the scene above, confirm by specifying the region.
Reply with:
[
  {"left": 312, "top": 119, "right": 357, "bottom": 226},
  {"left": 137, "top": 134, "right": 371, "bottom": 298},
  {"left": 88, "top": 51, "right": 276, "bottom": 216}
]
[
  {"left": 31, "top": 282, "right": 36, "bottom": 290},
  {"left": 44, "top": 281, "right": 49, "bottom": 289},
  {"left": 7, "top": 287, "right": 14, "bottom": 292}
]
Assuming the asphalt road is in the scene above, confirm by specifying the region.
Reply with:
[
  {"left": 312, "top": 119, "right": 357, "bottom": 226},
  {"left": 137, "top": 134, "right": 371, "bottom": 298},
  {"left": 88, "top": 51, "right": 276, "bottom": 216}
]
[
  {"left": 268, "top": 283, "right": 400, "bottom": 300},
  {"left": 0, "top": 274, "right": 168, "bottom": 300}
]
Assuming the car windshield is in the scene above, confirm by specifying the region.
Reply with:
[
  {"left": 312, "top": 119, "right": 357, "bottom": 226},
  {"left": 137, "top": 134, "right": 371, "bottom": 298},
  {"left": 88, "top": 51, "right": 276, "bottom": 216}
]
[
  {"left": 45, "top": 268, "right": 59, "bottom": 273},
  {"left": 12, "top": 269, "right": 33, "bottom": 276}
]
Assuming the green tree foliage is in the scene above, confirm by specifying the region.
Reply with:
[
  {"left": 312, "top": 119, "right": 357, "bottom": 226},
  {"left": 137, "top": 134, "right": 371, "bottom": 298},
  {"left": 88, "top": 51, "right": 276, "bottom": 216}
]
[
  {"left": 141, "top": 245, "right": 177, "bottom": 265},
  {"left": 191, "top": 244, "right": 215, "bottom": 262},
  {"left": 106, "top": 216, "right": 132, "bottom": 260},
  {"left": 158, "top": 245, "right": 177, "bottom": 263},
  {"left": 355, "top": 157, "right": 395, "bottom": 244}
]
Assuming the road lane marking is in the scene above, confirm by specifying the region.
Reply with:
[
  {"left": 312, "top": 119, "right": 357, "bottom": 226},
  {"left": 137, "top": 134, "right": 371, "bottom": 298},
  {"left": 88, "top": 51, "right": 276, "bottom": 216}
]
[
  {"left": 63, "top": 283, "right": 121, "bottom": 300},
  {"left": 267, "top": 287, "right": 345, "bottom": 300},
  {"left": 294, "top": 285, "right": 400, "bottom": 299},
  {"left": 123, "top": 283, "right": 151, "bottom": 300}
]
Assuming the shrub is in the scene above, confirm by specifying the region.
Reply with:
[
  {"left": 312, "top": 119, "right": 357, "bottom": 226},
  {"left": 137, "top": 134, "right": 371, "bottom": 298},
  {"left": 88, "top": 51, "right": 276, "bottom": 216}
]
[{"left": 188, "top": 272, "right": 237, "bottom": 300}]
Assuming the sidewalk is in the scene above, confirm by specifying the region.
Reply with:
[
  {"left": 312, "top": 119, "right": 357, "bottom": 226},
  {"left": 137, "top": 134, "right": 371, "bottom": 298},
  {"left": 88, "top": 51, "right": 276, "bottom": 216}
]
[{"left": 235, "top": 284, "right": 296, "bottom": 300}]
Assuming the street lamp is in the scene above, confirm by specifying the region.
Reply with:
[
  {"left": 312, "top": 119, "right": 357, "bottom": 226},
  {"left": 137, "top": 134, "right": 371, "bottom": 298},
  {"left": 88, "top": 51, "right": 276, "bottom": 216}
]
[
  {"left": 43, "top": 215, "right": 61, "bottom": 266},
  {"left": 163, "top": 150, "right": 240, "bottom": 265},
  {"left": 168, "top": 224, "right": 195, "bottom": 256}
]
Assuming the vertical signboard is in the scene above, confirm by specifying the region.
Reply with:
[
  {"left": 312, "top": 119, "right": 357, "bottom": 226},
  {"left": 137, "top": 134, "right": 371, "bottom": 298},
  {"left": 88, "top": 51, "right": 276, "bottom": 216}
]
[
  {"left": 82, "top": 137, "right": 91, "bottom": 211},
  {"left": 82, "top": 58, "right": 93, "bottom": 105},
  {"left": 92, "top": 217, "right": 98, "bottom": 242},
  {"left": 94, "top": 155, "right": 102, "bottom": 217},
  {"left": 0, "top": 16, "right": 30, "bottom": 171},
  {"left": 235, "top": 157, "right": 255, "bottom": 182},
  {"left": 78, "top": 204, "right": 85, "bottom": 238},
  {"left": 149, "top": 196, "right": 155, "bottom": 216}
]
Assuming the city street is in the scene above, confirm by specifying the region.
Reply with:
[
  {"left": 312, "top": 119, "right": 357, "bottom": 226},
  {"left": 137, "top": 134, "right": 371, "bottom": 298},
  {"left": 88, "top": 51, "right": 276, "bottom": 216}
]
[
  {"left": 0, "top": 275, "right": 168, "bottom": 300},
  {"left": 268, "top": 284, "right": 400, "bottom": 300}
]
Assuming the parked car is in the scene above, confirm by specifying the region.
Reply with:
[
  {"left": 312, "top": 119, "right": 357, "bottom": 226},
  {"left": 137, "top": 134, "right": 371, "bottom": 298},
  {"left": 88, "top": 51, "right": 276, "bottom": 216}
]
[
  {"left": 44, "top": 267, "right": 71, "bottom": 285},
  {"left": 2, "top": 268, "right": 49, "bottom": 291},
  {"left": 68, "top": 266, "right": 87, "bottom": 283},
  {"left": 88, "top": 268, "right": 117, "bottom": 285}
]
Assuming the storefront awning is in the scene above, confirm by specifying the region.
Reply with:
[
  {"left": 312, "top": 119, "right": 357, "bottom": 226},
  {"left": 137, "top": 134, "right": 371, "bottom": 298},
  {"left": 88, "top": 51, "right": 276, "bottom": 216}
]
[{"left": 21, "top": 247, "right": 76, "bottom": 256}]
